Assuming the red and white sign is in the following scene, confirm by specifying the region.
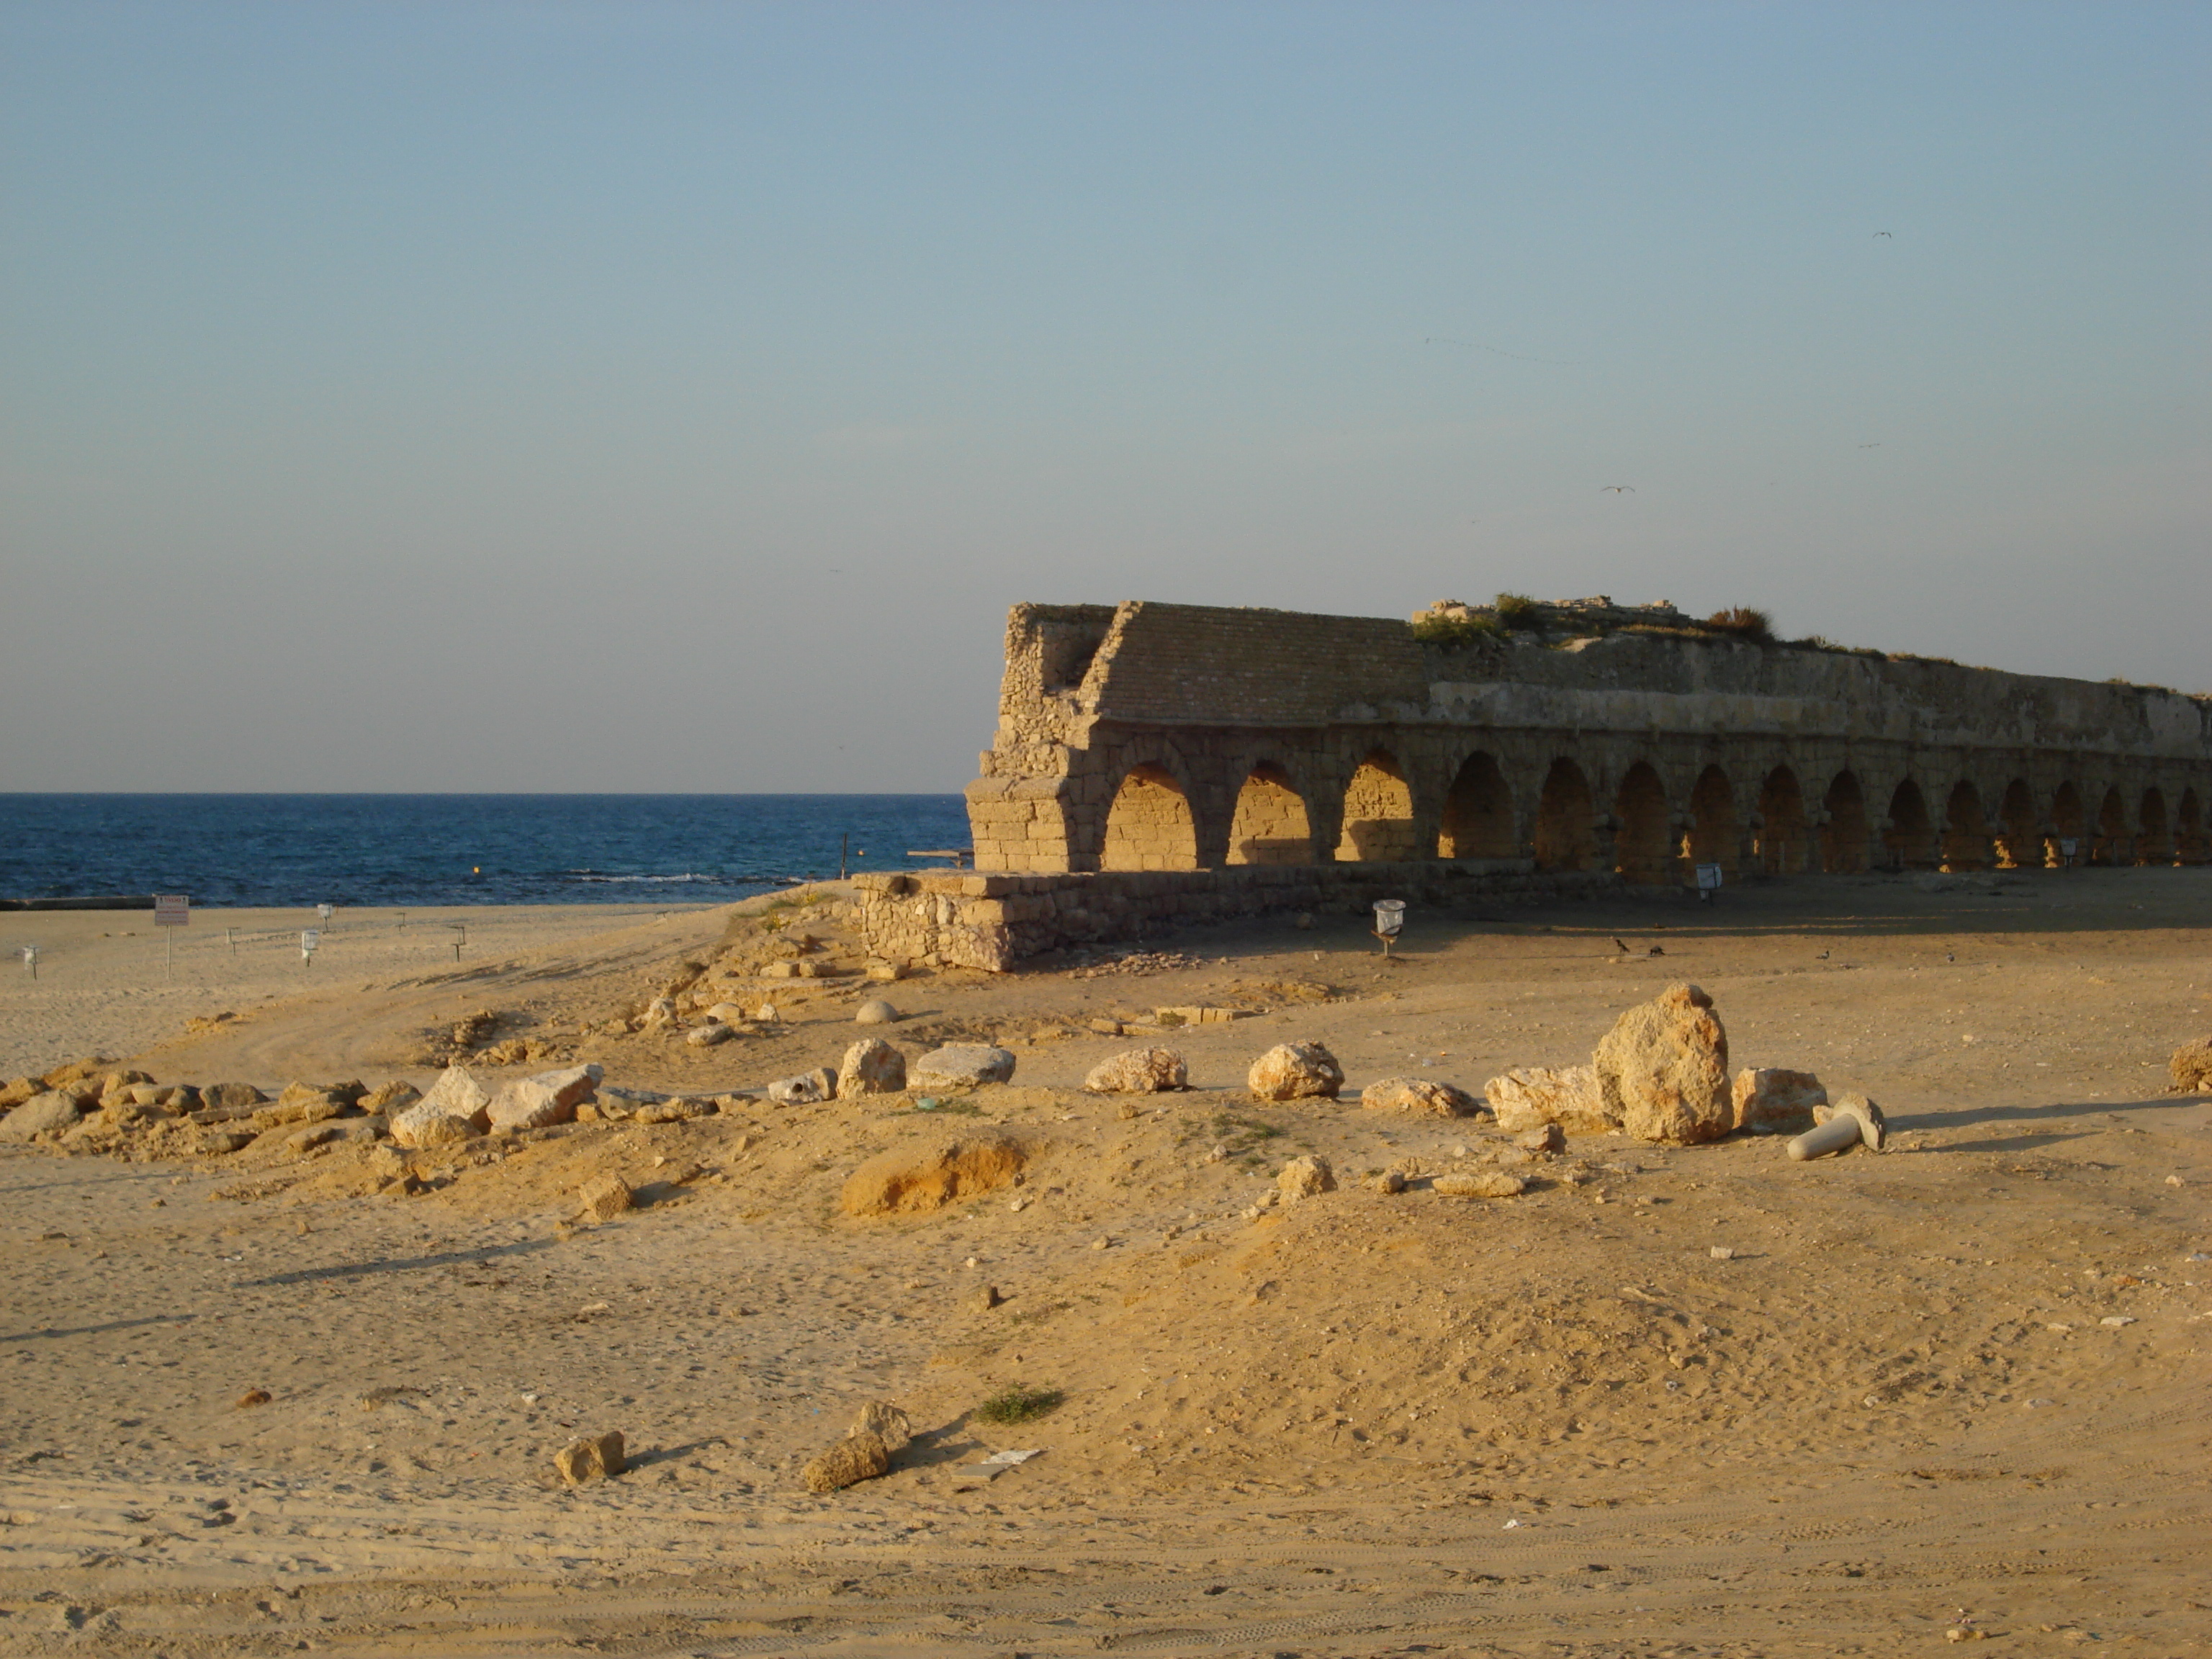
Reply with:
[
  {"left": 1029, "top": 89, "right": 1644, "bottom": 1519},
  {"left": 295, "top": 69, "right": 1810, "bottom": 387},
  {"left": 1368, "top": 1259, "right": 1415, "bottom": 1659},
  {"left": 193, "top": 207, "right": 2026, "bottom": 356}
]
[{"left": 153, "top": 894, "right": 190, "bottom": 927}]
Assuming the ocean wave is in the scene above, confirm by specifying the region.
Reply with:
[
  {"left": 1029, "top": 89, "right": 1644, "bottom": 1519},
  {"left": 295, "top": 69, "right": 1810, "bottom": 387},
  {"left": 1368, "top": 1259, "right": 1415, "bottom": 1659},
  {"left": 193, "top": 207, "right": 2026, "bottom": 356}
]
[{"left": 568, "top": 872, "right": 727, "bottom": 885}]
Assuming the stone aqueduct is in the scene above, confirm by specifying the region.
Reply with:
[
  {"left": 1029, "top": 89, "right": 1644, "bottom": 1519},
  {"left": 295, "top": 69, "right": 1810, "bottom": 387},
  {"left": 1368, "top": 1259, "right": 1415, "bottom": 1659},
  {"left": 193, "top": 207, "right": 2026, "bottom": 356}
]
[{"left": 963, "top": 601, "right": 2212, "bottom": 883}]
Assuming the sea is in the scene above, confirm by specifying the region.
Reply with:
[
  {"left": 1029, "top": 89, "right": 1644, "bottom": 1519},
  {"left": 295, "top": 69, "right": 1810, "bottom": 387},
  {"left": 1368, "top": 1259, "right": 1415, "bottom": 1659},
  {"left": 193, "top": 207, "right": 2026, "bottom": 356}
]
[{"left": 0, "top": 794, "right": 973, "bottom": 909}]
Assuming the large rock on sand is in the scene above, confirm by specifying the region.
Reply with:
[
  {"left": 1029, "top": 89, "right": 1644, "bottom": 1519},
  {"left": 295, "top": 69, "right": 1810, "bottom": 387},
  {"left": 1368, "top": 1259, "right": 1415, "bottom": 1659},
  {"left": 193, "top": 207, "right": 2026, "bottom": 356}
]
[
  {"left": 1277, "top": 1154, "right": 1336, "bottom": 1201},
  {"left": 487, "top": 1065, "right": 603, "bottom": 1133},
  {"left": 768, "top": 1067, "right": 837, "bottom": 1105},
  {"left": 1483, "top": 1065, "right": 1614, "bottom": 1133},
  {"left": 1594, "top": 984, "right": 1731, "bottom": 1145},
  {"left": 1731, "top": 1067, "right": 1825, "bottom": 1135},
  {"left": 1247, "top": 1043, "right": 1342, "bottom": 1102},
  {"left": 1359, "top": 1076, "right": 1480, "bottom": 1117},
  {"left": 0, "top": 1091, "right": 82, "bottom": 1142},
  {"left": 390, "top": 1064, "right": 492, "bottom": 1148},
  {"left": 1084, "top": 1048, "right": 1187, "bottom": 1094},
  {"left": 840, "top": 1130, "right": 1031, "bottom": 1215},
  {"left": 837, "top": 1039, "right": 907, "bottom": 1097},
  {"left": 2170, "top": 1038, "right": 2212, "bottom": 1093},
  {"left": 804, "top": 1429, "right": 890, "bottom": 1493},
  {"left": 909, "top": 1045, "right": 1017, "bottom": 1089}
]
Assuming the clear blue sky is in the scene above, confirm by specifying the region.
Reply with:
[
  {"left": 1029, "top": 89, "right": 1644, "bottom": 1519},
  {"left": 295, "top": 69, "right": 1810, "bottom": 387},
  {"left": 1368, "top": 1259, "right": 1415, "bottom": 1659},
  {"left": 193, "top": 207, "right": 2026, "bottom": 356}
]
[{"left": 4, "top": 1, "right": 2206, "bottom": 791}]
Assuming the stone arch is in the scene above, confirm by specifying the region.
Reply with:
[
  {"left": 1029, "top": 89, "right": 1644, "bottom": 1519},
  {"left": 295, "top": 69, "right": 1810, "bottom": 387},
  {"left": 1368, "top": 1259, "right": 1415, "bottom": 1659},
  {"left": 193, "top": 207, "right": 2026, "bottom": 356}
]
[
  {"left": 1534, "top": 757, "right": 1596, "bottom": 872},
  {"left": 2138, "top": 786, "right": 2172, "bottom": 866},
  {"left": 1995, "top": 778, "right": 2040, "bottom": 869},
  {"left": 1820, "top": 770, "right": 1869, "bottom": 872},
  {"left": 1437, "top": 751, "right": 1516, "bottom": 860},
  {"left": 1226, "top": 763, "right": 1315, "bottom": 866},
  {"left": 1334, "top": 749, "right": 1418, "bottom": 863},
  {"left": 1884, "top": 778, "right": 1937, "bottom": 869},
  {"left": 2051, "top": 781, "right": 2086, "bottom": 864},
  {"left": 2093, "top": 786, "right": 2128, "bottom": 866},
  {"left": 1685, "top": 765, "right": 1737, "bottom": 875},
  {"left": 1941, "top": 780, "right": 1992, "bottom": 872},
  {"left": 1611, "top": 762, "right": 1673, "bottom": 884},
  {"left": 1755, "top": 765, "right": 1810, "bottom": 875},
  {"left": 1102, "top": 765, "right": 1199, "bottom": 871},
  {"left": 2179, "top": 788, "right": 2208, "bottom": 865}
]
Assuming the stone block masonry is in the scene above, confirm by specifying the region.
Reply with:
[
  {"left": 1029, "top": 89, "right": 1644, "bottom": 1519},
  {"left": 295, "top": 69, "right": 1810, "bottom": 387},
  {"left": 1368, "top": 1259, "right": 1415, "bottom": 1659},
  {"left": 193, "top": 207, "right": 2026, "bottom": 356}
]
[{"left": 856, "top": 861, "right": 1617, "bottom": 974}]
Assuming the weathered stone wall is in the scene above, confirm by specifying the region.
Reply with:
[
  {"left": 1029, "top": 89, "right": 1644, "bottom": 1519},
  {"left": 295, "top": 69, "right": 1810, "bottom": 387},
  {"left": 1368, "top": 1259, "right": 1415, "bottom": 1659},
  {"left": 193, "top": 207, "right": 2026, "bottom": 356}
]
[
  {"left": 966, "top": 601, "right": 2212, "bottom": 882},
  {"left": 856, "top": 861, "right": 1619, "bottom": 974}
]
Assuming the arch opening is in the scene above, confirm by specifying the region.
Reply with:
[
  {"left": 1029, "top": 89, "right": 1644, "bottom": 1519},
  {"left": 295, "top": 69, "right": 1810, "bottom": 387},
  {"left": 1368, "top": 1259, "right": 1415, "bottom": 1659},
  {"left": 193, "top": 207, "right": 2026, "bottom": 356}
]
[
  {"left": 1755, "top": 765, "right": 1810, "bottom": 876},
  {"left": 1101, "top": 765, "right": 1199, "bottom": 872},
  {"left": 1884, "top": 779, "right": 1937, "bottom": 869},
  {"left": 1334, "top": 750, "right": 1417, "bottom": 862},
  {"left": 1941, "top": 781, "right": 1992, "bottom": 871},
  {"left": 1438, "top": 752, "right": 1517, "bottom": 860},
  {"left": 1995, "top": 779, "right": 2040, "bottom": 869},
  {"left": 2051, "top": 782, "right": 2086, "bottom": 865},
  {"left": 2180, "top": 788, "right": 2208, "bottom": 866},
  {"left": 1534, "top": 757, "right": 1596, "bottom": 873},
  {"left": 2138, "top": 787, "right": 2172, "bottom": 866},
  {"left": 1685, "top": 765, "right": 1737, "bottom": 876},
  {"left": 1226, "top": 765, "right": 1314, "bottom": 866},
  {"left": 2093, "top": 786, "right": 2128, "bottom": 866},
  {"left": 1820, "top": 771, "right": 1869, "bottom": 873},
  {"left": 1612, "top": 763, "right": 1672, "bottom": 884}
]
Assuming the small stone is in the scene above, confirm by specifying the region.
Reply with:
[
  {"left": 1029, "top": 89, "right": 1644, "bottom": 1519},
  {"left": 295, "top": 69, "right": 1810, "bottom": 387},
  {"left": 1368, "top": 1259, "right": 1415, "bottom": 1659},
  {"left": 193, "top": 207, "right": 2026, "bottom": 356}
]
[
  {"left": 640, "top": 996, "right": 680, "bottom": 1030},
  {"left": 803, "top": 1429, "right": 890, "bottom": 1493},
  {"left": 237, "top": 1388, "right": 272, "bottom": 1408},
  {"left": 1730, "top": 1066, "right": 1826, "bottom": 1136},
  {"left": 554, "top": 1430, "right": 626, "bottom": 1485},
  {"left": 850, "top": 1400, "right": 911, "bottom": 1452},
  {"left": 2100, "top": 1316, "right": 2135, "bottom": 1327},
  {"left": 1277, "top": 1154, "right": 1336, "bottom": 1202},
  {"left": 837, "top": 1038, "right": 907, "bottom": 1097},
  {"left": 1709, "top": 1245, "right": 1736, "bottom": 1260},
  {"left": 1433, "top": 1170, "right": 1527, "bottom": 1200},
  {"left": 1372, "top": 1169, "right": 1408, "bottom": 1194},
  {"left": 970, "top": 1285, "right": 1002, "bottom": 1313},
  {"left": 1359, "top": 1076, "right": 1480, "bottom": 1117},
  {"left": 1248, "top": 1043, "right": 1343, "bottom": 1102},
  {"left": 1483, "top": 1065, "right": 1614, "bottom": 1133},
  {"left": 864, "top": 962, "right": 906, "bottom": 982},
  {"left": 1084, "top": 1048, "right": 1188, "bottom": 1094},
  {"left": 390, "top": 1064, "right": 493, "bottom": 1148},
  {"left": 2167, "top": 1174, "right": 2185, "bottom": 1187},
  {"left": 686, "top": 1022, "right": 734, "bottom": 1047},
  {"left": 2167, "top": 1037, "right": 2212, "bottom": 1092},
  {"left": 577, "top": 1173, "right": 632, "bottom": 1223},
  {"left": 754, "top": 1003, "right": 780, "bottom": 1022},
  {"left": 910, "top": 1044, "right": 1017, "bottom": 1089},
  {"left": 1516, "top": 1123, "right": 1566, "bottom": 1154},
  {"left": 767, "top": 1067, "right": 837, "bottom": 1105},
  {"left": 855, "top": 999, "right": 901, "bottom": 1025},
  {"left": 487, "top": 1065, "right": 602, "bottom": 1132},
  {"left": 0, "top": 1091, "right": 83, "bottom": 1141},
  {"left": 1092, "top": 1234, "right": 1112, "bottom": 1249}
]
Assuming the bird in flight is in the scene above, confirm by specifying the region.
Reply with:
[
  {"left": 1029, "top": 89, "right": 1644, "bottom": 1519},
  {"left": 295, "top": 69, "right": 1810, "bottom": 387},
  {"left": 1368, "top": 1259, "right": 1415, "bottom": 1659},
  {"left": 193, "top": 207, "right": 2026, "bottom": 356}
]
[
  {"left": 1874, "top": 230, "right": 1893, "bottom": 238},
  {"left": 1858, "top": 442, "right": 1881, "bottom": 449},
  {"left": 1600, "top": 485, "right": 1635, "bottom": 494}
]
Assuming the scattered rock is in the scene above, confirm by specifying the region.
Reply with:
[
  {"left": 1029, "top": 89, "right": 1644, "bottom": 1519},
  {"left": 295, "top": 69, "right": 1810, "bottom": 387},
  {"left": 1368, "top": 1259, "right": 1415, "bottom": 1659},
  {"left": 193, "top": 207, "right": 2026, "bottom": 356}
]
[
  {"left": 840, "top": 1130, "right": 1033, "bottom": 1216},
  {"left": 768, "top": 1067, "right": 838, "bottom": 1105},
  {"left": 0, "top": 1076, "right": 41, "bottom": 1112},
  {"left": 199, "top": 1082, "right": 269, "bottom": 1115},
  {"left": 910, "top": 1044, "right": 1017, "bottom": 1089},
  {"left": 633, "top": 1097, "right": 714, "bottom": 1125},
  {"left": 486, "top": 1066, "right": 601, "bottom": 1133},
  {"left": 1359, "top": 1076, "right": 1480, "bottom": 1117},
  {"left": 1371, "top": 1169, "right": 1408, "bottom": 1194},
  {"left": 591, "top": 1087, "right": 667, "bottom": 1121},
  {"left": 1277, "top": 1154, "right": 1336, "bottom": 1202},
  {"left": 358, "top": 1080, "right": 420, "bottom": 1115},
  {"left": 855, "top": 999, "right": 902, "bottom": 1025},
  {"left": 577, "top": 1173, "right": 633, "bottom": 1223},
  {"left": 838, "top": 1038, "right": 908, "bottom": 1098},
  {"left": 804, "top": 1429, "right": 890, "bottom": 1493},
  {"left": 1084, "top": 1048, "right": 1188, "bottom": 1094},
  {"left": 685, "top": 1022, "right": 735, "bottom": 1047},
  {"left": 851, "top": 1399, "right": 912, "bottom": 1451},
  {"left": 554, "top": 1430, "right": 627, "bottom": 1485},
  {"left": 864, "top": 962, "right": 906, "bottom": 982},
  {"left": 0, "top": 1092, "right": 82, "bottom": 1142},
  {"left": 390, "top": 1065, "right": 493, "bottom": 1148},
  {"left": 237, "top": 1388, "right": 272, "bottom": 1408},
  {"left": 1248, "top": 1043, "right": 1343, "bottom": 1102},
  {"left": 1594, "top": 984, "right": 1732, "bottom": 1145},
  {"left": 1433, "top": 1169, "right": 1527, "bottom": 1199},
  {"left": 1731, "top": 1067, "right": 1826, "bottom": 1136},
  {"left": 1516, "top": 1123, "right": 1566, "bottom": 1154},
  {"left": 968, "top": 1285, "right": 1002, "bottom": 1314},
  {"left": 1483, "top": 1065, "right": 1615, "bottom": 1133},
  {"left": 2170, "top": 1038, "right": 2212, "bottom": 1093},
  {"left": 1710, "top": 1246, "right": 1736, "bottom": 1260}
]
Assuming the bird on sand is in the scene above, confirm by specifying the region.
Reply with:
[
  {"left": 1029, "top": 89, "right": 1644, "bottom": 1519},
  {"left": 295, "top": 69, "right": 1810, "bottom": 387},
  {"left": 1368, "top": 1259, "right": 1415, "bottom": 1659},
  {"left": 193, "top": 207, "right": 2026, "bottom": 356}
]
[
  {"left": 1613, "top": 937, "right": 1629, "bottom": 953},
  {"left": 1817, "top": 948, "right": 1830, "bottom": 960},
  {"left": 1647, "top": 944, "right": 1666, "bottom": 956}
]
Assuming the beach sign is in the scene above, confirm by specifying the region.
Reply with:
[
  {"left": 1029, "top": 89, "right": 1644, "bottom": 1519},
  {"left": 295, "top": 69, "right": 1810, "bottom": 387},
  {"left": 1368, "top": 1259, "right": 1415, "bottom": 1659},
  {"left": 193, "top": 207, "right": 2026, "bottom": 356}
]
[
  {"left": 301, "top": 928, "right": 320, "bottom": 965},
  {"left": 154, "top": 894, "right": 188, "bottom": 976},
  {"left": 317, "top": 903, "right": 334, "bottom": 925}
]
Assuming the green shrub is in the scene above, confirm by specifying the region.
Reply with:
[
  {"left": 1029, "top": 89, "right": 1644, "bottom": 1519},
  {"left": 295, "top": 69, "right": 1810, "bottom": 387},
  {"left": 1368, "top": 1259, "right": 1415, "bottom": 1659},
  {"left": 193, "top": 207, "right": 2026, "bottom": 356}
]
[
  {"left": 1411, "top": 612, "right": 1503, "bottom": 647},
  {"left": 1493, "top": 593, "right": 1543, "bottom": 631},
  {"left": 1704, "top": 606, "right": 1774, "bottom": 644},
  {"left": 975, "top": 1384, "right": 1065, "bottom": 1424}
]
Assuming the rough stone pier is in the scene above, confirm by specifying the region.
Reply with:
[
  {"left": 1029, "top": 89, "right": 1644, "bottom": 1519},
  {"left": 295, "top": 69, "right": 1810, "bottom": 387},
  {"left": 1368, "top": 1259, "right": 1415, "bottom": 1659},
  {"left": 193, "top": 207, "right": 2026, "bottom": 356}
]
[{"left": 861, "top": 598, "right": 2212, "bottom": 971}]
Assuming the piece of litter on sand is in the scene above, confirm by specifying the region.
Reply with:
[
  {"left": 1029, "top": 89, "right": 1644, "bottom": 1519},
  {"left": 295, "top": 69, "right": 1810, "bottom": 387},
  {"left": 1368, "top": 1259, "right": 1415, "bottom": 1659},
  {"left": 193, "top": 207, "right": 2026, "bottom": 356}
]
[
  {"left": 2100, "top": 1316, "right": 2136, "bottom": 1327},
  {"left": 1502, "top": 1518, "right": 1520, "bottom": 1529},
  {"left": 982, "top": 1448, "right": 1041, "bottom": 1465}
]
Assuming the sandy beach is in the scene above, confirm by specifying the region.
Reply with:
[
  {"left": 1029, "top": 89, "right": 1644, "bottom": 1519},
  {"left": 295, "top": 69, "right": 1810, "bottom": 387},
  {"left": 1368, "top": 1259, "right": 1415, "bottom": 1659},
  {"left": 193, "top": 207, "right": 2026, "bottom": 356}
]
[{"left": 0, "top": 870, "right": 2207, "bottom": 1655}]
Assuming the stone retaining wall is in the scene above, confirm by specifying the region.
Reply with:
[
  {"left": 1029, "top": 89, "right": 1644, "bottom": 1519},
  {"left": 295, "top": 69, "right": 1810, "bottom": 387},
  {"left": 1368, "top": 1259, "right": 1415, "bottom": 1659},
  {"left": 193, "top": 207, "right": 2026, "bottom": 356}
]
[{"left": 855, "top": 859, "right": 1622, "bottom": 972}]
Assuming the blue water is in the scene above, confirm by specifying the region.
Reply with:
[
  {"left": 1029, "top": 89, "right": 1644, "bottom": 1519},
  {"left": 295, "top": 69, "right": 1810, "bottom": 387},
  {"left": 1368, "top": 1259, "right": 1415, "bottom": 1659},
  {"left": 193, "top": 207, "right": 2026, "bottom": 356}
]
[{"left": 0, "top": 795, "right": 972, "bottom": 908}]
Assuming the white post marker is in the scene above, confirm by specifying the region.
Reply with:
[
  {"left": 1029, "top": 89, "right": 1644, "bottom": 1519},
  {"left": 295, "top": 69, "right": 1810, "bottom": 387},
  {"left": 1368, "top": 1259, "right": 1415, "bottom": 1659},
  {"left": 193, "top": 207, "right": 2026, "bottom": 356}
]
[
  {"left": 301, "top": 928, "right": 320, "bottom": 966},
  {"left": 317, "top": 903, "right": 334, "bottom": 930},
  {"left": 18, "top": 945, "right": 36, "bottom": 981},
  {"left": 1695, "top": 863, "right": 1724, "bottom": 904},
  {"left": 154, "top": 893, "right": 189, "bottom": 976}
]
